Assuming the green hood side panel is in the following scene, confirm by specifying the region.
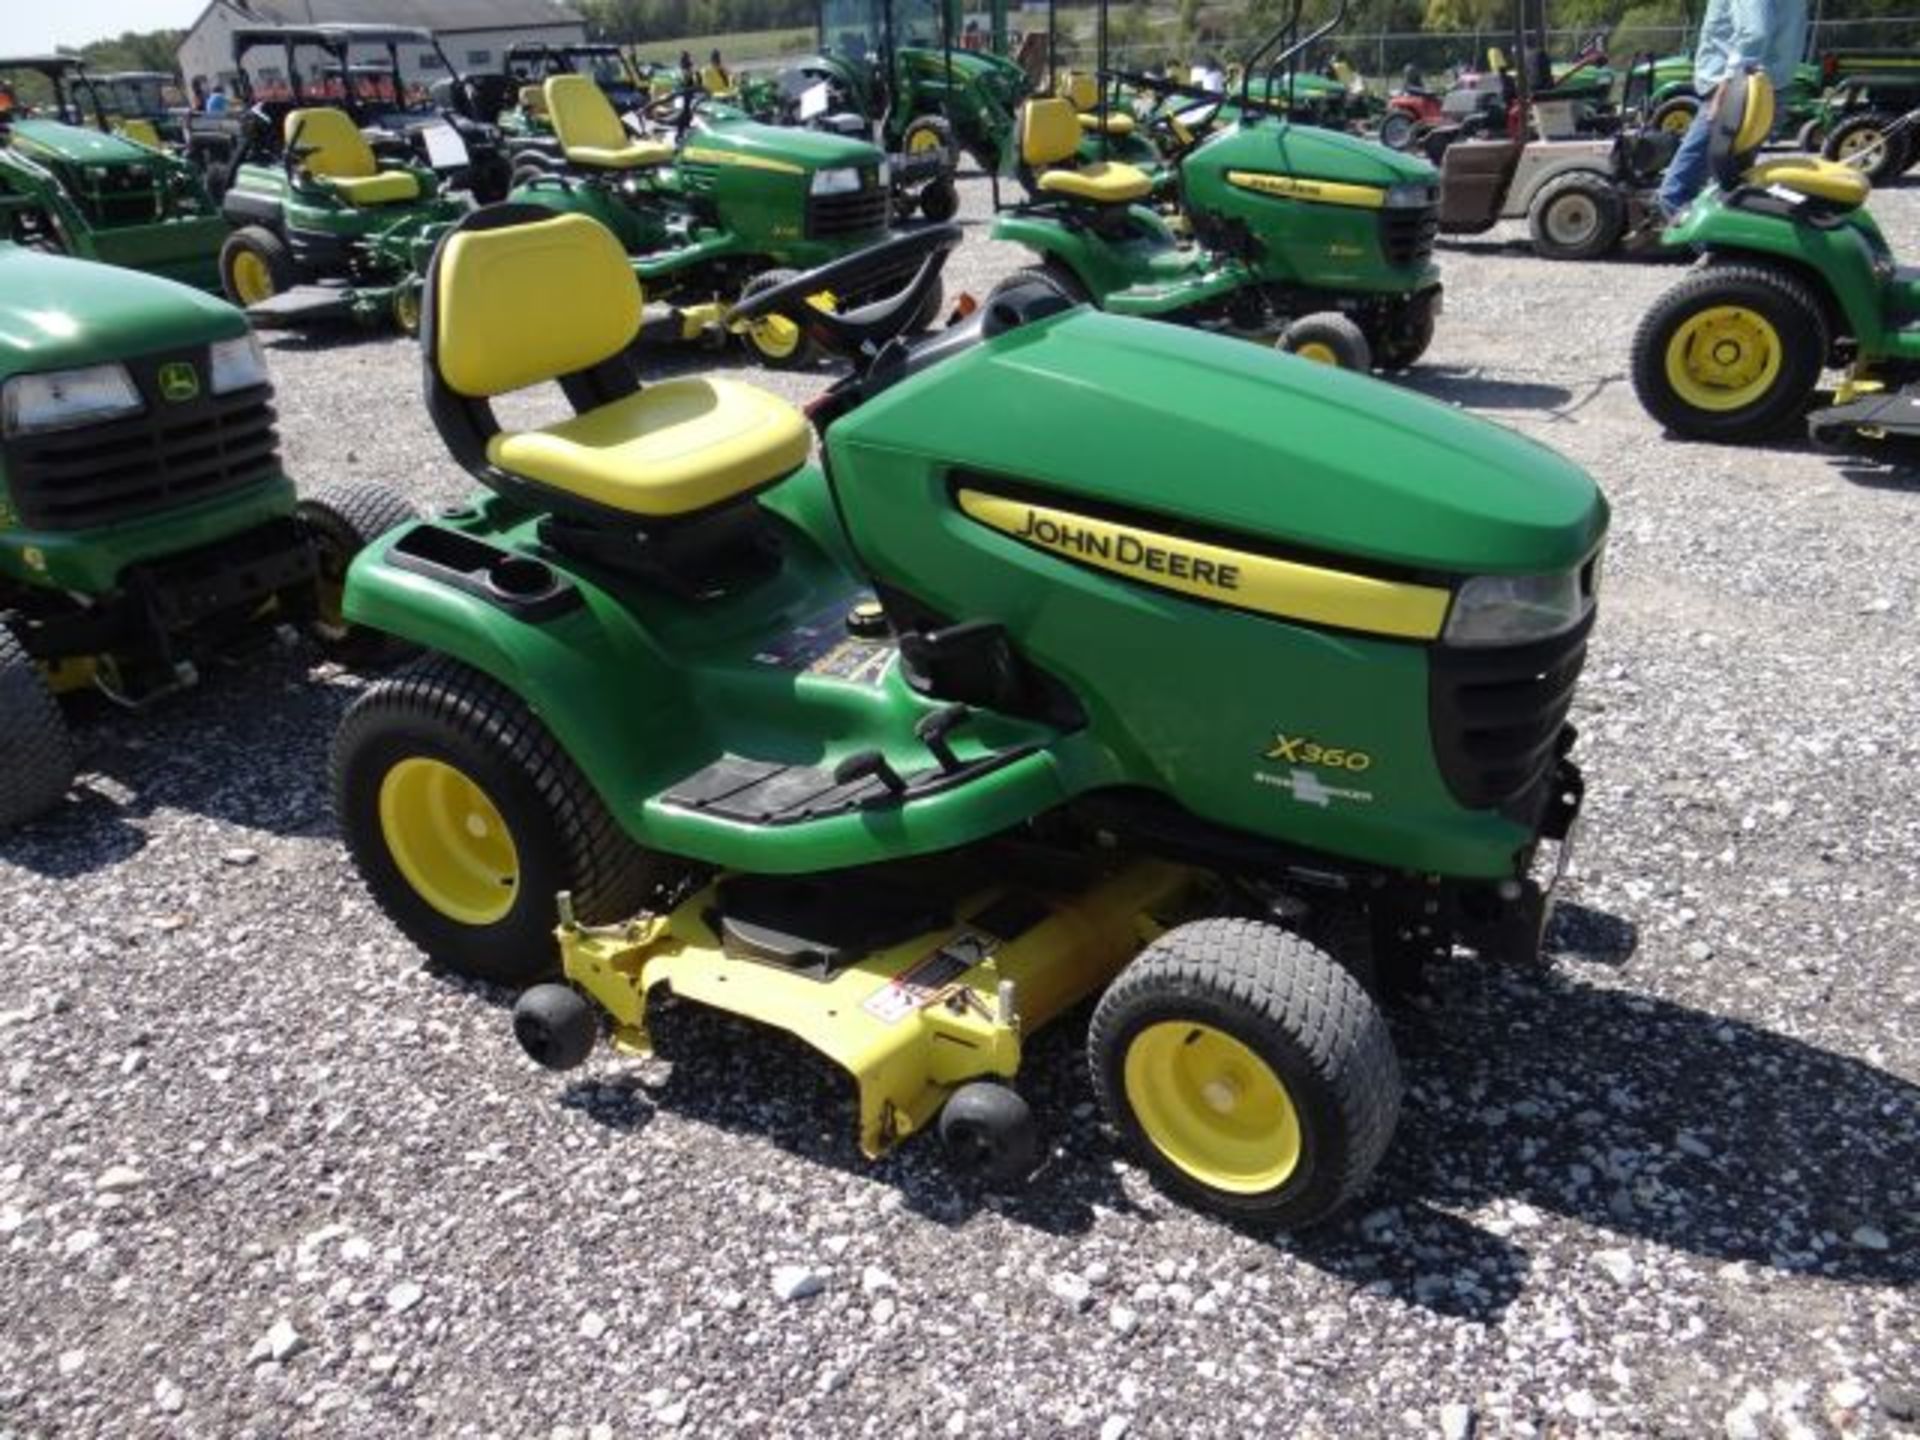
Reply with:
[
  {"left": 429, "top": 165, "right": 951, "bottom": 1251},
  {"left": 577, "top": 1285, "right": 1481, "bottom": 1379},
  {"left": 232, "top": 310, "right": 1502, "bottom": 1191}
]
[
  {"left": 0, "top": 246, "right": 246, "bottom": 370},
  {"left": 832, "top": 309, "right": 1604, "bottom": 575},
  {"left": 11, "top": 118, "right": 155, "bottom": 165}
]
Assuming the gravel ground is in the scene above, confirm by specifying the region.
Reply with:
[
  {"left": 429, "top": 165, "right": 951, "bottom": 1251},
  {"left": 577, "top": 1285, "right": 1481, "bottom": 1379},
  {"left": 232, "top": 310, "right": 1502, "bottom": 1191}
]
[{"left": 3, "top": 172, "right": 1917, "bottom": 1440}]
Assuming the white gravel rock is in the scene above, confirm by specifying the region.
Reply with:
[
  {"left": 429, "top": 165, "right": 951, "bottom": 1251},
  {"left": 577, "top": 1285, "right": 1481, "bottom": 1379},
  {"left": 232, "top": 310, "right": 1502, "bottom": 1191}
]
[
  {"left": 93, "top": 1165, "right": 145, "bottom": 1192},
  {"left": 770, "top": 1265, "right": 827, "bottom": 1302},
  {"left": 1439, "top": 1402, "right": 1475, "bottom": 1440},
  {"left": 385, "top": 1280, "right": 424, "bottom": 1314}
]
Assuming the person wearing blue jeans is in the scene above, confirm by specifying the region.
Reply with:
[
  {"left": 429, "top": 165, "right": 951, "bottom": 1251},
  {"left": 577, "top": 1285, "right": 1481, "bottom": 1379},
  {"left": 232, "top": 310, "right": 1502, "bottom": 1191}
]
[{"left": 1657, "top": 0, "right": 1810, "bottom": 219}]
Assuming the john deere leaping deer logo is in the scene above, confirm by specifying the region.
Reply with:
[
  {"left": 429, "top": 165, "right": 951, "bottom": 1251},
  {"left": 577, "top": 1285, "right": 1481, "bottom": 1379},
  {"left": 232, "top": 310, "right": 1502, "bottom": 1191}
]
[{"left": 157, "top": 361, "right": 199, "bottom": 403}]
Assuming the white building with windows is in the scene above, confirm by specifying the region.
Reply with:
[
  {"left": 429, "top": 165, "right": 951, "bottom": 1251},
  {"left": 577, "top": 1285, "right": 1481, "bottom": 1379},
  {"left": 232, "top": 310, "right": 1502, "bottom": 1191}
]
[{"left": 176, "top": 0, "right": 586, "bottom": 92}]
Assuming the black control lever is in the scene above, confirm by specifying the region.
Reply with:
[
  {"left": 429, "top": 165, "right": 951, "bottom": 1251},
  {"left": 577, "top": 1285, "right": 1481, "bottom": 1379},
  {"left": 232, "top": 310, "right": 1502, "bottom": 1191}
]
[
  {"left": 833, "top": 749, "right": 908, "bottom": 795},
  {"left": 913, "top": 703, "right": 972, "bottom": 772}
]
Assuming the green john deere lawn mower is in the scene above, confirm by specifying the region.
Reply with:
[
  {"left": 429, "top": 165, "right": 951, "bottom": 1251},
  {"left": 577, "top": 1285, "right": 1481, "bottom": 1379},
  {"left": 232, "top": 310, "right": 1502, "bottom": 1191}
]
[
  {"left": 0, "top": 244, "right": 414, "bottom": 830},
  {"left": 327, "top": 210, "right": 1604, "bottom": 1226},
  {"left": 507, "top": 75, "right": 903, "bottom": 368},
  {"left": 0, "top": 56, "right": 226, "bottom": 291},
  {"left": 991, "top": 7, "right": 1443, "bottom": 372},
  {"left": 1630, "top": 71, "right": 1903, "bottom": 443}
]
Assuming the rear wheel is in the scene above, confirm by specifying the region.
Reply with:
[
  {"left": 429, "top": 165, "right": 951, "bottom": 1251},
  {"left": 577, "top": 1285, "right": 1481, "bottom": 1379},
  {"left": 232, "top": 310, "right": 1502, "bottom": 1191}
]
[
  {"left": 1279, "top": 312, "right": 1372, "bottom": 372},
  {"left": 295, "top": 482, "right": 418, "bottom": 667},
  {"left": 1088, "top": 919, "right": 1401, "bottom": 1228},
  {"left": 1527, "top": 172, "right": 1624, "bottom": 260},
  {"left": 1825, "top": 112, "right": 1910, "bottom": 184},
  {"left": 738, "top": 268, "right": 819, "bottom": 370},
  {"left": 918, "top": 178, "right": 960, "bottom": 222},
  {"left": 220, "top": 226, "right": 297, "bottom": 307},
  {"left": 1795, "top": 118, "right": 1825, "bottom": 153},
  {"left": 0, "top": 627, "right": 75, "bottom": 832},
  {"left": 1649, "top": 95, "right": 1699, "bottom": 138},
  {"left": 1630, "top": 264, "right": 1829, "bottom": 442},
  {"left": 1378, "top": 109, "right": 1417, "bottom": 150},
  {"left": 332, "top": 656, "right": 671, "bottom": 984},
  {"left": 1372, "top": 291, "right": 1439, "bottom": 371}
]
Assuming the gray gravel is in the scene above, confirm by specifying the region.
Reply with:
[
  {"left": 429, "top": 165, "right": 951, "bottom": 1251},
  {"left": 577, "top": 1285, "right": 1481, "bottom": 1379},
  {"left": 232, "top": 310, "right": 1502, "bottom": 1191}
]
[{"left": 3, "top": 171, "right": 1917, "bottom": 1439}]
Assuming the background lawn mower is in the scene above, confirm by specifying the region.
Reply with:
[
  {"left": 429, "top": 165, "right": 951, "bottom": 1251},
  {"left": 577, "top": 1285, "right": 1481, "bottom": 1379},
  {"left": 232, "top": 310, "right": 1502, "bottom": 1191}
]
[
  {"left": 0, "top": 244, "right": 413, "bottom": 830},
  {"left": 327, "top": 211, "right": 1605, "bottom": 1228}
]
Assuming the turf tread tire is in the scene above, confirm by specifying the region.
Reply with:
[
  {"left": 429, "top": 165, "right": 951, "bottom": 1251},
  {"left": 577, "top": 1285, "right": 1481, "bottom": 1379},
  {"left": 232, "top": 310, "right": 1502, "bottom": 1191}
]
[
  {"left": 219, "top": 226, "right": 297, "bottom": 306},
  {"left": 0, "top": 628, "right": 75, "bottom": 832},
  {"left": 332, "top": 654, "right": 668, "bottom": 984},
  {"left": 297, "top": 481, "right": 419, "bottom": 666},
  {"left": 1629, "top": 262, "right": 1829, "bottom": 442},
  {"left": 1280, "top": 312, "right": 1373, "bottom": 372},
  {"left": 1088, "top": 917, "right": 1401, "bottom": 1229},
  {"left": 1527, "top": 172, "right": 1624, "bottom": 260}
]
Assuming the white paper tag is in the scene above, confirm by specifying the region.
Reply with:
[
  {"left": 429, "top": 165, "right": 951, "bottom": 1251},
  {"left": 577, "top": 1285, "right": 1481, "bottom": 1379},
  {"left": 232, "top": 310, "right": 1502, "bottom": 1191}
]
[
  {"left": 419, "top": 120, "right": 468, "bottom": 169},
  {"left": 798, "top": 81, "right": 830, "bottom": 120}
]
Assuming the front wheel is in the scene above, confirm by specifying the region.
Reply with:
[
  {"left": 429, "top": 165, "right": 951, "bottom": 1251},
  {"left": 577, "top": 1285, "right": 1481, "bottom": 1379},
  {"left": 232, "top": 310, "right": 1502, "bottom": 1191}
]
[
  {"left": 332, "top": 656, "right": 672, "bottom": 984},
  {"left": 737, "top": 268, "right": 819, "bottom": 370},
  {"left": 1372, "top": 291, "right": 1439, "bottom": 371},
  {"left": 220, "top": 226, "right": 297, "bottom": 307},
  {"left": 1629, "top": 264, "right": 1829, "bottom": 442},
  {"left": 0, "top": 627, "right": 76, "bottom": 832},
  {"left": 1279, "top": 312, "right": 1373, "bottom": 371},
  {"left": 917, "top": 177, "right": 960, "bottom": 222},
  {"left": 1088, "top": 919, "right": 1401, "bottom": 1228},
  {"left": 1527, "top": 173, "right": 1624, "bottom": 260},
  {"left": 296, "top": 482, "right": 418, "bottom": 666},
  {"left": 1649, "top": 95, "right": 1700, "bottom": 138},
  {"left": 1378, "top": 109, "right": 1417, "bottom": 150}
]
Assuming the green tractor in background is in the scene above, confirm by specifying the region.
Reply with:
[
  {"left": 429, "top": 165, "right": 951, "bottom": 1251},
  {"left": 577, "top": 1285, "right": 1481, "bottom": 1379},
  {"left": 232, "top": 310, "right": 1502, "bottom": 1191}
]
[
  {"left": 0, "top": 243, "right": 413, "bottom": 830},
  {"left": 327, "top": 213, "right": 1603, "bottom": 1227},
  {"left": 992, "top": 6, "right": 1443, "bottom": 373},
  {"left": 483, "top": 41, "right": 662, "bottom": 176},
  {"left": 508, "top": 74, "right": 904, "bottom": 367},
  {"left": 1625, "top": 50, "right": 1821, "bottom": 146},
  {"left": 0, "top": 56, "right": 227, "bottom": 291},
  {"left": 94, "top": 71, "right": 187, "bottom": 151}
]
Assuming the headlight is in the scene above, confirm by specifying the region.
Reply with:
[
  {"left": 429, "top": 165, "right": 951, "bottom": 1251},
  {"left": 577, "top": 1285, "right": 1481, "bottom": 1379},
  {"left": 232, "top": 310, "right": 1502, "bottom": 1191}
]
[
  {"left": 1383, "top": 181, "right": 1437, "bottom": 208},
  {"left": 209, "top": 333, "right": 270, "bottom": 394},
  {"left": 2, "top": 363, "right": 143, "bottom": 436},
  {"left": 1443, "top": 570, "right": 1588, "bottom": 647},
  {"left": 810, "top": 166, "right": 862, "bottom": 195}
]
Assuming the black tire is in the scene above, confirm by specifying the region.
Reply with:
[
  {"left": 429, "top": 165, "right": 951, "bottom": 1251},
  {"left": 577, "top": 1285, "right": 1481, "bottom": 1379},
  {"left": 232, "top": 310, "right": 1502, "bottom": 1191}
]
[
  {"left": 332, "top": 655, "right": 671, "bottom": 984},
  {"left": 1279, "top": 312, "right": 1373, "bottom": 372},
  {"left": 909, "top": 276, "right": 947, "bottom": 332},
  {"left": 1630, "top": 263, "right": 1829, "bottom": 442},
  {"left": 513, "top": 983, "right": 599, "bottom": 1070},
  {"left": 939, "top": 1082, "right": 1040, "bottom": 1186},
  {"left": 900, "top": 113, "right": 956, "bottom": 166},
  {"left": 1527, "top": 172, "right": 1624, "bottom": 260},
  {"left": 1088, "top": 918, "right": 1401, "bottom": 1228},
  {"left": 993, "top": 261, "right": 1089, "bottom": 307},
  {"left": 1373, "top": 291, "right": 1439, "bottom": 371},
  {"left": 1649, "top": 95, "right": 1700, "bottom": 139},
  {"left": 391, "top": 283, "right": 422, "bottom": 338},
  {"left": 219, "top": 225, "right": 297, "bottom": 308},
  {"left": 1794, "top": 118, "right": 1825, "bottom": 154},
  {"left": 737, "top": 268, "right": 819, "bottom": 370},
  {"left": 0, "top": 627, "right": 75, "bottom": 832},
  {"left": 1825, "top": 112, "right": 1910, "bottom": 184},
  {"left": 918, "top": 177, "right": 960, "bottom": 222},
  {"left": 1377, "top": 109, "right": 1417, "bottom": 150},
  {"left": 295, "top": 482, "right": 418, "bottom": 667}
]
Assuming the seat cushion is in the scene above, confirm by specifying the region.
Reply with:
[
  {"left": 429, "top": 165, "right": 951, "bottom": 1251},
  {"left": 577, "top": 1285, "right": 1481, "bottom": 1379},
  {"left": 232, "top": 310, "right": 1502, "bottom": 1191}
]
[
  {"left": 564, "top": 139, "right": 675, "bottom": 170},
  {"left": 487, "top": 378, "right": 810, "bottom": 518},
  {"left": 1078, "top": 111, "right": 1136, "bottom": 137},
  {"left": 324, "top": 170, "right": 422, "bottom": 206},
  {"left": 1038, "top": 161, "right": 1153, "bottom": 203},
  {"left": 1746, "top": 157, "right": 1870, "bottom": 209}
]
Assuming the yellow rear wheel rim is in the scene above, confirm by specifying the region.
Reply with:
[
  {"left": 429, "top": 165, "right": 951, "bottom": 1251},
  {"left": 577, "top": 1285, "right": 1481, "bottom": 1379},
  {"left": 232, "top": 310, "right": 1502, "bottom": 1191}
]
[
  {"left": 377, "top": 758, "right": 521, "bottom": 925},
  {"left": 1663, "top": 303, "right": 1784, "bottom": 412},
  {"left": 1292, "top": 340, "right": 1339, "bottom": 365},
  {"left": 1662, "top": 108, "right": 1693, "bottom": 135},
  {"left": 230, "top": 250, "right": 274, "bottom": 305},
  {"left": 1123, "top": 1021, "right": 1301, "bottom": 1194}
]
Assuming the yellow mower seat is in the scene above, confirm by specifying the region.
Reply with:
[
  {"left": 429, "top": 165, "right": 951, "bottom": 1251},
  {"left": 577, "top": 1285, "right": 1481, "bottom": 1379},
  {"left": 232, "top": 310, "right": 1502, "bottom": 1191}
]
[
  {"left": 1062, "top": 73, "right": 1136, "bottom": 136},
  {"left": 117, "top": 118, "right": 163, "bottom": 148},
  {"left": 284, "top": 107, "right": 420, "bottom": 205},
  {"left": 545, "top": 74, "right": 673, "bottom": 170},
  {"left": 1020, "top": 97, "right": 1152, "bottom": 203},
  {"left": 1746, "top": 156, "right": 1870, "bottom": 209},
  {"left": 1078, "top": 111, "right": 1136, "bottom": 136},
  {"left": 435, "top": 212, "right": 808, "bottom": 519}
]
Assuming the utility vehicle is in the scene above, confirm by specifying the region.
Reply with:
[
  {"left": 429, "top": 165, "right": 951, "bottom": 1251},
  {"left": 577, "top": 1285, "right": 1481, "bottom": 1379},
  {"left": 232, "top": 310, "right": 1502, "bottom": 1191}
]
[
  {"left": 0, "top": 56, "right": 226, "bottom": 290},
  {"left": 328, "top": 210, "right": 1603, "bottom": 1226},
  {"left": 94, "top": 72, "right": 186, "bottom": 150},
  {"left": 1631, "top": 71, "right": 1893, "bottom": 443},
  {"left": 508, "top": 75, "right": 900, "bottom": 367},
  {"left": 210, "top": 28, "right": 476, "bottom": 332},
  {"left": 0, "top": 244, "right": 412, "bottom": 830},
  {"left": 1810, "top": 51, "right": 1920, "bottom": 181},
  {"left": 992, "top": 8, "right": 1444, "bottom": 372}
]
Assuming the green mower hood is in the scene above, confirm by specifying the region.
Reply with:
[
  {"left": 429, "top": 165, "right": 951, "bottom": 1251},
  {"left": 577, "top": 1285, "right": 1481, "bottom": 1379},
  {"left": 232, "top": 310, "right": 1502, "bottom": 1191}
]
[
  {"left": 0, "top": 245, "right": 245, "bottom": 373},
  {"left": 1258, "top": 119, "right": 1436, "bottom": 189},
  {"left": 9, "top": 117, "right": 159, "bottom": 167},
  {"left": 837, "top": 309, "right": 1605, "bottom": 576},
  {"left": 691, "top": 112, "right": 885, "bottom": 172}
]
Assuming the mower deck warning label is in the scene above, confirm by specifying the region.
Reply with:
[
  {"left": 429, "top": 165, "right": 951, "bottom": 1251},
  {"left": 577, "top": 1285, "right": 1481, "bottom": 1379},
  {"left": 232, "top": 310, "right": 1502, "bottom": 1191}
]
[
  {"left": 862, "top": 930, "right": 998, "bottom": 1025},
  {"left": 754, "top": 599, "right": 895, "bottom": 688}
]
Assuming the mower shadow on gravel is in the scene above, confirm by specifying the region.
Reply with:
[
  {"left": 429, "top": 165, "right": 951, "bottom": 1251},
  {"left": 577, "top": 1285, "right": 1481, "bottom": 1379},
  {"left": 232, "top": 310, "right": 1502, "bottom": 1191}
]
[
  {"left": 1401, "top": 369, "right": 1583, "bottom": 415},
  {"left": 0, "top": 654, "right": 357, "bottom": 878}
]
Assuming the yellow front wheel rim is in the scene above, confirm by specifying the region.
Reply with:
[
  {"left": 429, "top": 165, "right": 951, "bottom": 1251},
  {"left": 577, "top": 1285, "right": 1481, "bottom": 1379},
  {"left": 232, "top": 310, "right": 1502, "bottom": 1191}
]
[
  {"left": 1662, "top": 108, "right": 1693, "bottom": 135},
  {"left": 230, "top": 250, "right": 274, "bottom": 305},
  {"left": 1663, "top": 304, "right": 1784, "bottom": 412},
  {"left": 1292, "top": 340, "right": 1339, "bottom": 365},
  {"left": 1123, "top": 1021, "right": 1302, "bottom": 1194},
  {"left": 747, "top": 313, "right": 802, "bottom": 359},
  {"left": 393, "top": 287, "right": 421, "bottom": 335},
  {"left": 377, "top": 758, "right": 521, "bottom": 925},
  {"left": 907, "top": 127, "right": 943, "bottom": 154}
]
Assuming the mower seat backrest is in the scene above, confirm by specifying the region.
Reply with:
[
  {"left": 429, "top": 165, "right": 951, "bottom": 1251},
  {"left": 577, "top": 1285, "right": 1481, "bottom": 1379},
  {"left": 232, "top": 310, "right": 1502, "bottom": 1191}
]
[
  {"left": 1065, "top": 72, "right": 1097, "bottom": 109},
  {"left": 1019, "top": 95, "right": 1081, "bottom": 168},
  {"left": 285, "top": 106, "right": 378, "bottom": 179},
  {"left": 424, "top": 207, "right": 808, "bottom": 525},
  {"left": 544, "top": 74, "right": 673, "bottom": 170},
  {"left": 1017, "top": 97, "right": 1153, "bottom": 204},
  {"left": 519, "top": 83, "right": 547, "bottom": 116},
  {"left": 1709, "top": 70, "right": 1774, "bottom": 187}
]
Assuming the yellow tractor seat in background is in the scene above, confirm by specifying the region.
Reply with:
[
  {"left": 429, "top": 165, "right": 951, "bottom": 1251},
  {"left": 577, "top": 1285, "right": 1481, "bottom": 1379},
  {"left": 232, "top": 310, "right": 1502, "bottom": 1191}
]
[
  {"left": 544, "top": 74, "right": 674, "bottom": 170},
  {"left": 1062, "top": 73, "right": 1136, "bottom": 136},
  {"left": 1019, "top": 97, "right": 1152, "bottom": 204},
  {"left": 116, "top": 118, "right": 163, "bottom": 148},
  {"left": 431, "top": 211, "right": 808, "bottom": 521},
  {"left": 701, "top": 64, "right": 736, "bottom": 98},
  {"left": 519, "top": 84, "right": 548, "bottom": 116},
  {"left": 1079, "top": 111, "right": 1137, "bottom": 137},
  {"left": 285, "top": 107, "right": 420, "bottom": 205}
]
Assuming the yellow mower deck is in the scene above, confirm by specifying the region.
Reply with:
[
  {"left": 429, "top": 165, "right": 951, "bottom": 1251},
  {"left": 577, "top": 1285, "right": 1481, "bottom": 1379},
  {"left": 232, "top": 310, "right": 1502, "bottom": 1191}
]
[{"left": 558, "top": 860, "right": 1198, "bottom": 1156}]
